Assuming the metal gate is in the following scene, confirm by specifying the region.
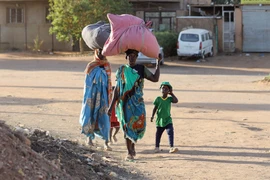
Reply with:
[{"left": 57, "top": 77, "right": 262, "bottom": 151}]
[
  {"left": 243, "top": 5, "right": 270, "bottom": 52},
  {"left": 223, "top": 11, "right": 235, "bottom": 52}
]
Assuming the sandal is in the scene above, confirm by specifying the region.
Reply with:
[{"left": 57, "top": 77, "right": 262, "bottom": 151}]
[
  {"left": 113, "top": 136, "right": 118, "bottom": 143},
  {"left": 104, "top": 145, "right": 112, "bottom": 151},
  {"left": 125, "top": 155, "right": 134, "bottom": 161},
  {"left": 86, "top": 137, "right": 94, "bottom": 146},
  {"left": 131, "top": 150, "right": 136, "bottom": 157},
  {"left": 169, "top": 147, "right": 178, "bottom": 153},
  {"left": 154, "top": 147, "right": 160, "bottom": 153}
]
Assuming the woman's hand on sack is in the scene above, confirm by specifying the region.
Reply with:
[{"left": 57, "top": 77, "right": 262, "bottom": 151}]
[{"left": 156, "top": 53, "right": 162, "bottom": 63}]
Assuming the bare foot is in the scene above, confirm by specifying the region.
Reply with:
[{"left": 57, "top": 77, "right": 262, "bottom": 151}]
[
  {"left": 125, "top": 154, "right": 134, "bottom": 161},
  {"left": 113, "top": 135, "right": 118, "bottom": 143},
  {"left": 86, "top": 137, "right": 94, "bottom": 146},
  {"left": 104, "top": 144, "right": 112, "bottom": 151},
  {"left": 132, "top": 150, "right": 136, "bottom": 157}
]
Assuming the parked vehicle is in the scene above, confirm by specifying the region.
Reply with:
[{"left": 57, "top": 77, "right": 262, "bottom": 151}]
[
  {"left": 137, "top": 47, "right": 164, "bottom": 65},
  {"left": 177, "top": 28, "right": 213, "bottom": 59}
]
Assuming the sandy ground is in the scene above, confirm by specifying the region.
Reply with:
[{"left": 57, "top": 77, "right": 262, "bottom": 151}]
[{"left": 1, "top": 51, "right": 270, "bottom": 180}]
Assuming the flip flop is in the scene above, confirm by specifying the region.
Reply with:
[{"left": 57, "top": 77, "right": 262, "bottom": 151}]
[
  {"left": 125, "top": 155, "right": 134, "bottom": 161},
  {"left": 113, "top": 136, "right": 118, "bottom": 143},
  {"left": 104, "top": 145, "right": 112, "bottom": 151}
]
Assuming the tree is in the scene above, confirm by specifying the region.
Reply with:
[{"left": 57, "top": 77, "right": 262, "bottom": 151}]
[{"left": 47, "top": 0, "right": 133, "bottom": 52}]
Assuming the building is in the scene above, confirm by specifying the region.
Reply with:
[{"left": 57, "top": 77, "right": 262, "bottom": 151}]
[
  {"left": 129, "top": 0, "right": 183, "bottom": 32},
  {"left": 2, "top": 0, "right": 267, "bottom": 54},
  {"left": 130, "top": 0, "right": 223, "bottom": 54},
  {"left": 0, "top": 0, "right": 72, "bottom": 51}
]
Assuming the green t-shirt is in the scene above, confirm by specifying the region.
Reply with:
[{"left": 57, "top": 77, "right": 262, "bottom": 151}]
[{"left": 153, "top": 96, "right": 173, "bottom": 127}]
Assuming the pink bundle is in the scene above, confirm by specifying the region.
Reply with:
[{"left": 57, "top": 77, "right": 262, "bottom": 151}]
[{"left": 102, "top": 13, "right": 160, "bottom": 59}]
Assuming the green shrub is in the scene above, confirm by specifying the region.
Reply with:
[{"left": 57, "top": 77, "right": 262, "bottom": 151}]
[
  {"left": 32, "top": 35, "right": 43, "bottom": 52},
  {"left": 154, "top": 31, "right": 178, "bottom": 57},
  {"left": 264, "top": 74, "right": 270, "bottom": 81}
]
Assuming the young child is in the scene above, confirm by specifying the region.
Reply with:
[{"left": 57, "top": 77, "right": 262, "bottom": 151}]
[
  {"left": 109, "top": 86, "right": 120, "bottom": 144},
  {"left": 150, "top": 82, "right": 179, "bottom": 153}
]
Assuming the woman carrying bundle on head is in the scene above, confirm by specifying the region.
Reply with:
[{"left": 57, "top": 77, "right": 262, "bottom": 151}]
[
  {"left": 79, "top": 49, "right": 112, "bottom": 151},
  {"left": 107, "top": 49, "right": 162, "bottom": 161}
]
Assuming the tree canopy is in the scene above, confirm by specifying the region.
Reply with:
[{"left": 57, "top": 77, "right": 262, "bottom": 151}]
[{"left": 47, "top": 0, "right": 133, "bottom": 43}]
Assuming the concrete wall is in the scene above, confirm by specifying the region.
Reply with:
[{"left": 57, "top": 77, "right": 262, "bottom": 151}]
[
  {"left": 176, "top": 18, "right": 215, "bottom": 33},
  {"left": 217, "top": 18, "right": 223, "bottom": 53},
  {"left": 234, "top": 7, "right": 242, "bottom": 52},
  {"left": 132, "top": 2, "right": 181, "bottom": 11},
  {"left": 176, "top": 10, "right": 188, "bottom": 31},
  {"left": 135, "top": 11, "right": 144, "bottom": 19},
  {"left": 0, "top": 1, "right": 72, "bottom": 51}
]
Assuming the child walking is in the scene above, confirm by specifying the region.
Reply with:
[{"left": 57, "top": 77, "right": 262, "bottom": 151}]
[
  {"left": 110, "top": 86, "right": 120, "bottom": 144},
  {"left": 150, "top": 82, "right": 179, "bottom": 153}
]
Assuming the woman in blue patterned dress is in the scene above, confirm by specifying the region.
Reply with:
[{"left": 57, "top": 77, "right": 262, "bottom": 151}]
[{"left": 79, "top": 49, "right": 112, "bottom": 151}]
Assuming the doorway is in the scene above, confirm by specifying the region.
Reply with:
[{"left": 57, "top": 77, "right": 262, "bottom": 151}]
[{"left": 223, "top": 11, "right": 235, "bottom": 52}]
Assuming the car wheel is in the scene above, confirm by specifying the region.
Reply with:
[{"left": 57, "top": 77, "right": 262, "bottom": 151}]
[
  {"left": 201, "top": 52, "right": 205, "bottom": 59},
  {"left": 209, "top": 48, "right": 213, "bottom": 57}
]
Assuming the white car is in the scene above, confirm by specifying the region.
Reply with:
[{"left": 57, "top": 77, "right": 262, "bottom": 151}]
[
  {"left": 177, "top": 28, "right": 213, "bottom": 59},
  {"left": 137, "top": 47, "right": 164, "bottom": 65}
]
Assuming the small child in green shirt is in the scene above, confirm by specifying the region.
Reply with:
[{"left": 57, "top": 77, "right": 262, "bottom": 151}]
[{"left": 150, "top": 82, "right": 179, "bottom": 153}]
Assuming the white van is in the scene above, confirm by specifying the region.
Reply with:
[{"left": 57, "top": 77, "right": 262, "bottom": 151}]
[{"left": 177, "top": 28, "right": 213, "bottom": 59}]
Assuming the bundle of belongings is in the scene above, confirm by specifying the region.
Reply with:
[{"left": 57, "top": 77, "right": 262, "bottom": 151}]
[
  {"left": 81, "top": 21, "right": 111, "bottom": 50},
  {"left": 81, "top": 13, "right": 160, "bottom": 58},
  {"left": 102, "top": 13, "right": 160, "bottom": 59}
]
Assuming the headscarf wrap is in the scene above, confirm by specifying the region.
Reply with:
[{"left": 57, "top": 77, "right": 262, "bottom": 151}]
[{"left": 84, "top": 49, "right": 112, "bottom": 102}]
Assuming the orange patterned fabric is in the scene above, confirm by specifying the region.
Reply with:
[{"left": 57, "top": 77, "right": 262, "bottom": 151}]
[{"left": 131, "top": 114, "right": 145, "bottom": 130}]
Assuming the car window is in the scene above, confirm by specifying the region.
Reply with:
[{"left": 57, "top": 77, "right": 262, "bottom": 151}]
[
  {"left": 205, "top": 33, "right": 209, "bottom": 40},
  {"left": 180, "top": 33, "right": 199, "bottom": 42},
  {"left": 201, "top": 34, "right": 205, "bottom": 42},
  {"left": 208, "top": 32, "right": 212, "bottom": 39}
]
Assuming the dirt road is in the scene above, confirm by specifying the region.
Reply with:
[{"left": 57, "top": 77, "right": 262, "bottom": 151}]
[{"left": 1, "top": 52, "right": 270, "bottom": 179}]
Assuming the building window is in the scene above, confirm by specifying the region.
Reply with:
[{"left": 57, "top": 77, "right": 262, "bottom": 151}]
[
  {"left": 45, "top": 7, "right": 51, "bottom": 23},
  {"left": 145, "top": 11, "right": 176, "bottom": 31},
  {"left": 7, "top": 8, "right": 24, "bottom": 23}
]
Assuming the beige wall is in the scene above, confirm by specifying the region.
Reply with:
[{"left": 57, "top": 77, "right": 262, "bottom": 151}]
[
  {"left": 217, "top": 18, "right": 223, "bottom": 53},
  {"left": 234, "top": 7, "right": 242, "bottom": 52},
  {"left": 176, "top": 10, "right": 188, "bottom": 31},
  {"left": 176, "top": 18, "right": 215, "bottom": 33},
  {"left": 131, "top": 2, "right": 181, "bottom": 11},
  {"left": 135, "top": 11, "right": 144, "bottom": 19},
  {"left": 0, "top": 1, "right": 72, "bottom": 51}
]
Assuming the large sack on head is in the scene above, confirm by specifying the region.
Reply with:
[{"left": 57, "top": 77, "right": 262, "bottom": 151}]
[
  {"left": 82, "top": 21, "right": 111, "bottom": 50},
  {"left": 102, "top": 14, "right": 160, "bottom": 59}
]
